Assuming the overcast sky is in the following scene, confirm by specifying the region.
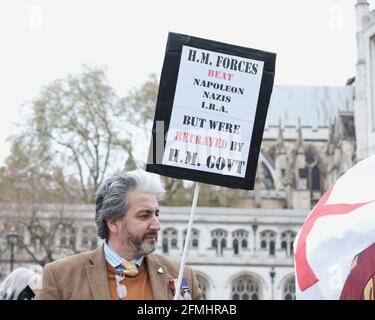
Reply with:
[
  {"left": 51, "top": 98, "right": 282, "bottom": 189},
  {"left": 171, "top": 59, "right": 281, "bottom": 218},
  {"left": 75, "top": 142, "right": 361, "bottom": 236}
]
[{"left": 0, "top": 0, "right": 366, "bottom": 165}]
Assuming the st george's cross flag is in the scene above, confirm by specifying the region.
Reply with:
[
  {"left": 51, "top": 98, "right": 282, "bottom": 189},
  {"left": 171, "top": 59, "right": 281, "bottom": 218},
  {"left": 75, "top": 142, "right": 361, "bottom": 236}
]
[{"left": 294, "top": 154, "right": 375, "bottom": 299}]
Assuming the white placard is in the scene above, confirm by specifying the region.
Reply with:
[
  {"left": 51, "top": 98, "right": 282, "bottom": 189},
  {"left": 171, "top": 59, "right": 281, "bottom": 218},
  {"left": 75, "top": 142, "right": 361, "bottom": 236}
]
[{"left": 162, "top": 45, "right": 264, "bottom": 178}]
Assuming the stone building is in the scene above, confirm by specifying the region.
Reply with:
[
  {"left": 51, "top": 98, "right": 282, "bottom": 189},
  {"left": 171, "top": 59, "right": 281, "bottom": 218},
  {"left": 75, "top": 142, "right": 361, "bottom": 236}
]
[
  {"left": 0, "top": 204, "right": 304, "bottom": 300},
  {"left": 243, "top": 84, "right": 355, "bottom": 211}
]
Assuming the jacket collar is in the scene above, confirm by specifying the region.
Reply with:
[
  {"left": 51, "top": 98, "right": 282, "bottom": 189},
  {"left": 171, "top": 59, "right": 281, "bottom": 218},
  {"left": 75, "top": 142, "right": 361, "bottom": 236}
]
[{"left": 85, "top": 246, "right": 111, "bottom": 300}]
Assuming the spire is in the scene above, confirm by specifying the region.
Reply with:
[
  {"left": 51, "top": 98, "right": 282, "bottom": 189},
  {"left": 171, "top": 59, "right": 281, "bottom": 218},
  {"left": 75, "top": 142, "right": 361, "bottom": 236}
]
[
  {"left": 326, "top": 119, "right": 335, "bottom": 155},
  {"left": 330, "top": 118, "right": 338, "bottom": 143},
  {"left": 284, "top": 157, "right": 293, "bottom": 186},
  {"left": 284, "top": 154, "right": 293, "bottom": 208},
  {"left": 356, "top": 0, "right": 370, "bottom": 33},
  {"left": 254, "top": 163, "right": 263, "bottom": 208},
  {"left": 276, "top": 117, "right": 285, "bottom": 154},
  {"left": 297, "top": 118, "right": 304, "bottom": 154}
]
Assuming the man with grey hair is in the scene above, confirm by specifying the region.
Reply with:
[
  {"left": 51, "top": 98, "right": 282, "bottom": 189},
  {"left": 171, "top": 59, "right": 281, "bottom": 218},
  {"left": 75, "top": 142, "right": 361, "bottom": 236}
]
[{"left": 36, "top": 170, "right": 202, "bottom": 300}]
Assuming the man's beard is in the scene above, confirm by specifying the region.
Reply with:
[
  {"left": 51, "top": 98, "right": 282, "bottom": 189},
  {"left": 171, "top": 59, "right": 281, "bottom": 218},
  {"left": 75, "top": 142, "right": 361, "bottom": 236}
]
[{"left": 125, "top": 224, "right": 158, "bottom": 258}]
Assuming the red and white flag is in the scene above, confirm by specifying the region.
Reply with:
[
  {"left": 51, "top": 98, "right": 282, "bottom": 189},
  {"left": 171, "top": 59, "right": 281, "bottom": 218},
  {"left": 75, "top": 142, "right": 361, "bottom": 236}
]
[{"left": 294, "top": 155, "right": 375, "bottom": 299}]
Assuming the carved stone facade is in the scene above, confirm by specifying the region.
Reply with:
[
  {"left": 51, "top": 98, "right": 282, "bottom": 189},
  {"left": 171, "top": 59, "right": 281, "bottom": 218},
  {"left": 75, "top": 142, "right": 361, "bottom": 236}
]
[{"left": 238, "top": 85, "right": 355, "bottom": 210}]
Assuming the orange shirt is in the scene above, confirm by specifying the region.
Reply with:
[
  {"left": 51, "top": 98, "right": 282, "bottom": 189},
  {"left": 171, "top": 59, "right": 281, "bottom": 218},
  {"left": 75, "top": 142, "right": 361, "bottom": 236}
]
[{"left": 106, "top": 262, "right": 154, "bottom": 300}]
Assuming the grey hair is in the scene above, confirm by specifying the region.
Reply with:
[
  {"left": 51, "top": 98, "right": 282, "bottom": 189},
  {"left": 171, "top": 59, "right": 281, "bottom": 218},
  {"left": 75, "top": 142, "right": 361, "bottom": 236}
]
[
  {"left": 0, "top": 267, "right": 41, "bottom": 300},
  {"left": 95, "top": 170, "right": 165, "bottom": 239}
]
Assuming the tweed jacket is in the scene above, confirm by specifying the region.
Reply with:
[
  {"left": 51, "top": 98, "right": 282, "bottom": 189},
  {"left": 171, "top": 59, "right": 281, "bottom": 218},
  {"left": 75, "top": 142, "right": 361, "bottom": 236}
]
[{"left": 35, "top": 246, "right": 203, "bottom": 300}]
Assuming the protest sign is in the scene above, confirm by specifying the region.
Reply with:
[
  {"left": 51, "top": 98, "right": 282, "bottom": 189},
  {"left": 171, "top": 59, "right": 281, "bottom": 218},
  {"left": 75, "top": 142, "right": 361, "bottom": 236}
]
[{"left": 147, "top": 32, "right": 276, "bottom": 190}]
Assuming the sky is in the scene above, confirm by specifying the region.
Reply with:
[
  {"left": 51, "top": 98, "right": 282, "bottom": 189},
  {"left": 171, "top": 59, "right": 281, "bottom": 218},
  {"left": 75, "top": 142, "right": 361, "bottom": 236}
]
[{"left": 0, "top": 0, "right": 366, "bottom": 165}]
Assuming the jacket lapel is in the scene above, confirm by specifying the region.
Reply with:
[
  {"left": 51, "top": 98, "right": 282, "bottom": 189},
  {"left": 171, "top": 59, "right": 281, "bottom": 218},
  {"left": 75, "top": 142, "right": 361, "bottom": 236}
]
[
  {"left": 85, "top": 246, "right": 111, "bottom": 300},
  {"left": 146, "top": 255, "right": 173, "bottom": 300}
]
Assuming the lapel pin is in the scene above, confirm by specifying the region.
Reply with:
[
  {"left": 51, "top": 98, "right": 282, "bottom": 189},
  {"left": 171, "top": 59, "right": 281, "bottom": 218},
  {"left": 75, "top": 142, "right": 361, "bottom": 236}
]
[{"left": 157, "top": 267, "right": 164, "bottom": 274}]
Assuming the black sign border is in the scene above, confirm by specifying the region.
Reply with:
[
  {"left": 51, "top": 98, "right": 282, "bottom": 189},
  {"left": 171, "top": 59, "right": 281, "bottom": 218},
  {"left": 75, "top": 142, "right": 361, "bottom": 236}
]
[{"left": 146, "top": 32, "right": 276, "bottom": 190}]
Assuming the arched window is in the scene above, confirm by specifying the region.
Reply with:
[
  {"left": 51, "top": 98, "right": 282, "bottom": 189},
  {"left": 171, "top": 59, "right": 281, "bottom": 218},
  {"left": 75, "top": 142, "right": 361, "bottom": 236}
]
[
  {"left": 281, "top": 241, "right": 287, "bottom": 249},
  {"left": 171, "top": 238, "right": 177, "bottom": 247},
  {"left": 81, "top": 226, "right": 97, "bottom": 250},
  {"left": 29, "top": 225, "right": 43, "bottom": 252},
  {"left": 82, "top": 237, "right": 88, "bottom": 247},
  {"left": 311, "top": 165, "right": 321, "bottom": 191},
  {"left": 262, "top": 163, "right": 275, "bottom": 190},
  {"left": 305, "top": 147, "right": 321, "bottom": 197},
  {"left": 280, "top": 231, "right": 296, "bottom": 257},
  {"left": 196, "top": 275, "right": 210, "bottom": 300},
  {"left": 232, "top": 229, "right": 249, "bottom": 255},
  {"left": 162, "top": 238, "right": 168, "bottom": 253},
  {"left": 211, "top": 229, "right": 228, "bottom": 256},
  {"left": 233, "top": 239, "right": 239, "bottom": 255},
  {"left": 192, "top": 238, "right": 199, "bottom": 247},
  {"left": 212, "top": 238, "right": 218, "bottom": 250},
  {"left": 92, "top": 238, "right": 98, "bottom": 249},
  {"left": 269, "top": 241, "right": 275, "bottom": 256},
  {"left": 261, "top": 240, "right": 267, "bottom": 249},
  {"left": 231, "top": 275, "right": 261, "bottom": 300},
  {"left": 69, "top": 235, "right": 75, "bottom": 247},
  {"left": 305, "top": 147, "right": 317, "bottom": 166},
  {"left": 162, "top": 228, "right": 178, "bottom": 254},
  {"left": 242, "top": 239, "right": 248, "bottom": 248},
  {"left": 283, "top": 276, "right": 296, "bottom": 300},
  {"left": 260, "top": 230, "right": 277, "bottom": 256},
  {"left": 183, "top": 229, "right": 199, "bottom": 249},
  {"left": 60, "top": 236, "right": 66, "bottom": 247},
  {"left": 58, "top": 224, "right": 76, "bottom": 249}
]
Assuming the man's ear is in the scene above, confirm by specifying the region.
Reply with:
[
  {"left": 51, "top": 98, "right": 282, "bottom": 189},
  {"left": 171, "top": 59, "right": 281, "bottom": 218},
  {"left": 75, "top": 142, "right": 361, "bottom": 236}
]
[{"left": 106, "top": 217, "right": 119, "bottom": 234}]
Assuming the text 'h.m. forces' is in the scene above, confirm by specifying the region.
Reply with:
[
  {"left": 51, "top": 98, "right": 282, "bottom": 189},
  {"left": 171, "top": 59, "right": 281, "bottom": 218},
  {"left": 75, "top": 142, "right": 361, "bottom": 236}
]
[{"left": 187, "top": 48, "right": 259, "bottom": 75}]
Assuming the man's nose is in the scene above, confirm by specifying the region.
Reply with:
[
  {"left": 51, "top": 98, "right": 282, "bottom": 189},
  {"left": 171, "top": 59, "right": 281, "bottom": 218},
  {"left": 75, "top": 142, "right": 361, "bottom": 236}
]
[{"left": 149, "top": 216, "right": 160, "bottom": 231}]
